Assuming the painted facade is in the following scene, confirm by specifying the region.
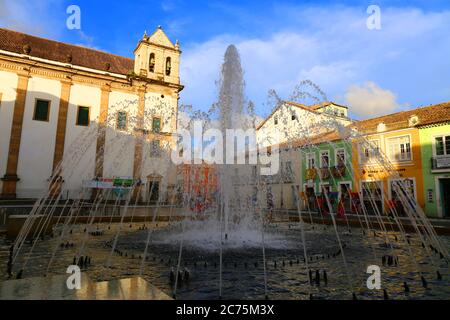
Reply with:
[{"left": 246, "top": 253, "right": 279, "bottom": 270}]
[
  {"left": 418, "top": 122, "right": 450, "bottom": 218},
  {"left": 0, "top": 27, "right": 183, "bottom": 201},
  {"left": 352, "top": 127, "right": 425, "bottom": 216},
  {"left": 256, "top": 101, "right": 352, "bottom": 147},
  {"left": 301, "top": 139, "right": 353, "bottom": 198}
]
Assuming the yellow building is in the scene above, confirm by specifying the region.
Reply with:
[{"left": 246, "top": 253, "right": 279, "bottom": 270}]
[{"left": 351, "top": 107, "right": 435, "bottom": 215}]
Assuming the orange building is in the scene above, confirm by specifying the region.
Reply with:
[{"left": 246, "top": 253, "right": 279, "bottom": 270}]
[
  {"left": 351, "top": 109, "right": 426, "bottom": 215},
  {"left": 177, "top": 162, "right": 218, "bottom": 212}
]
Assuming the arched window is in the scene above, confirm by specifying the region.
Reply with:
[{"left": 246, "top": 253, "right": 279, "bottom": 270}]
[
  {"left": 165, "top": 57, "right": 171, "bottom": 76},
  {"left": 149, "top": 53, "right": 155, "bottom": 73}
]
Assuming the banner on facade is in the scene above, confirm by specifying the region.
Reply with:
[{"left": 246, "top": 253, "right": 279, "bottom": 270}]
[
  {"left": 82, "top": 177, "right": 134, "bottom": 189},
  {"left": 436, "top": 157, "right": 450, "bottom": 169}
]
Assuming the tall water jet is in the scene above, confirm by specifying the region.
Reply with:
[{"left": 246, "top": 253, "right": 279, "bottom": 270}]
[
  {"left": 216, "top": 45, "right": 247, "bottom": 240},
  {"left": 217, "top": 45, "right": 246, "bottom": 132}
]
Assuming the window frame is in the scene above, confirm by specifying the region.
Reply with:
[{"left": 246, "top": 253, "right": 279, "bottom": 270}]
[
  {"left": 388, "top": 177, "right": 417, "bottom": 202},
  {"left": 152, "top": 117, "right": 162, "bottom": 133},
  {"left": 320, "top": 150, "right": 330, "bottom": 168},
  {"left": 335, "top": 148, "right": 346, "bottom": 167},
  {"left": 360, "top": 180, "right": 383, "bottom": 201},
  {"left": 149, "top": 53, "right": 155, "bottom": 73},
  {"left": 306, "top": 152, "right": 316, "bottom": 169},
  {"left": 116, "top": 111, "right": 128, "bottom": 131},
  {"left": 33, "top": 98, "right": 51, "bottom": 122},
  {"left": 320, "top": 182, "right": 331, "bottom": 194},
  {"left": 359, "top": 139, "right": 380, "bottom": 164},
  {"left": 387, "top": 134, "right": 412, "bottom": 162},
  {"left": 150, "top": 139, "right": 161, "bottom": 158},
  {"left": 75, "top": 106, "right": 91, "bottom": 127},
  {"left": 165, "top": 57, "right": 172, "bottom": 76},
  {"left": 433, "top": 134, "right": 450, "bottom": 157}
]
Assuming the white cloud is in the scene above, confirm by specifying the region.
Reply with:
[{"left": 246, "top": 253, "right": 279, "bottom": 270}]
[
  {"left": 0, "top": 0, "right": 65, "bottom": 37},
  {"left": 0, "top": 0, "right": 97, "bottom": 49},
  {"left": 180, "top": 6, "right": 450, "bottom": 118},
  {"left": 345, "top": 82, "right": 401, "bottom": 119}
]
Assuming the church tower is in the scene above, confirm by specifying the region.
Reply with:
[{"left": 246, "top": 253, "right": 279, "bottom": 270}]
[{"left": 133, "top": 25, "right": 181, "bottom": 86}]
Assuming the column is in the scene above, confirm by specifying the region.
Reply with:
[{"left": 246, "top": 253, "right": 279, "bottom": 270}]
[
  {"left": 50, "top": 79, "right": 72, "bottom": 195},
  {"left": 132, "top": 86, "right": 146, "bottom": 201},
  {"left": 94, "top": 84, "right": 111, "bottom": 178},
  {"left": 1, "top": 72, "right": 30, "bottom": 199}
]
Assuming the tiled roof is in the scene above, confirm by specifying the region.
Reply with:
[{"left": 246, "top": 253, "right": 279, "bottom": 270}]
[
  {"left": 256, "top": 100, "right": 347, "bottom": 130},
  {"left": 351, "top": 102, "right": 450, "bottom": 133},
  {"left": 277, "top": 129, "right": 342, "bottom": 150},
  {"left": 309, "top": 101, "right": 348, "bottom": 110},
  {"left": 0, "top": 28, "right": 134, "bottom": 75}
]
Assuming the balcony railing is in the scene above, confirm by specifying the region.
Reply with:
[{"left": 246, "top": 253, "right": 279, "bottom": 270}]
[{"left": 432, "top": 156, "right": 450, "bottom": 170}]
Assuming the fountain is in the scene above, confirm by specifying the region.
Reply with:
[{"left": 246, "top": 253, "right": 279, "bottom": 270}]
[{"left": 1, "top": 45, "right": 450, "bottom": 300}]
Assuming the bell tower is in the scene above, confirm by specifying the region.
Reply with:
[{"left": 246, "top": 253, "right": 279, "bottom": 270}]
[{"left": 133, "top": 25, "right": 181, "bottom": 86}]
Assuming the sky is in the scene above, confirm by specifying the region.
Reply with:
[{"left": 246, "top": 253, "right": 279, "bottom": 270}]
[{"left": 1, "top": 0, "right": 449, "bottom": 120}]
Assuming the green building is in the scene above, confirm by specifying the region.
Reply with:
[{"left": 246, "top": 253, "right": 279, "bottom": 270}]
[
  {"left": 300, "top": 131, "right": 353, "bottom": 211},
  {"left": 418, "top": 110, "right": 450, "bottom": 218}
]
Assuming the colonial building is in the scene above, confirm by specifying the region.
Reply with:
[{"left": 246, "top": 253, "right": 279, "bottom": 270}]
[
  {"left": 299, "top": 130, "right": 353, "bottom": 212},
  {"left": 0, "top": 27, "right": 183, "bottom": 201},
  {"left": 417, "top": 103, "right": 450, "bottom": 218},
  {"left": 351, "top": 103, "right": 450, "bottom": 217},
  {"left": 256, "top": 101, "right": 351, "bottom": 147},
  {"left": 255, "top": 101, "right": 353, "bottom": 210}
]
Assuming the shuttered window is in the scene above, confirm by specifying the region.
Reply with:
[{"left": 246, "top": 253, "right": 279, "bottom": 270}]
[
  {"left": 33, "top": 99, "right": 50, "bottom": 122},
  {"left": 76, "top": 106, "right": 90, "bottom": 126}
]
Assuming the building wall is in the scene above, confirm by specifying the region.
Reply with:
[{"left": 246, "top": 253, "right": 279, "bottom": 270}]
[
  {"left": 352, "top": 128, "right": 425, "bottom": 214},
  {"left": 16, "top": 76, "right": 62, "bottom": 198},
  {"left": 273, "top": 148, "right": 302, "bottom": 209},
  {"left": 62, "top": 84, "right": 102, "bottom": 198},
  {"left": 103, "top": 90, "right": 139, "bottom": 180},
  {"left": 301, "top": 140, "right": 353, "bottom": 195},
  {"left": 256, "top": 103, "right": 352, "bottom": 147},
  {"left": 419, "top": 124, "right": 450, "bottom": 217},
  {"left": 0, "top": 66, "right": 179, "bottom": 200},
  {"left": 0, "top": 70, "right": 18, "bottom": 193}
]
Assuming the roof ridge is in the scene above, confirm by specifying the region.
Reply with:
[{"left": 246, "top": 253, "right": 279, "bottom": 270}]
[
  {"left": 357, "top": 101, "right": 450, "bottom": 123},
  {"left": 0, "top": 27, "right": 133, "bottom": 62}
]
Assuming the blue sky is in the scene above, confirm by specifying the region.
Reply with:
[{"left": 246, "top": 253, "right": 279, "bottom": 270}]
[{"left": 1, "top": 0, "right": 449, "bottom": 119}]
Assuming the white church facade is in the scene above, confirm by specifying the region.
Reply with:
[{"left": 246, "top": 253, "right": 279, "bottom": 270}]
[{"left": 0, "top": 27, "right": 183, "bottom": 201}]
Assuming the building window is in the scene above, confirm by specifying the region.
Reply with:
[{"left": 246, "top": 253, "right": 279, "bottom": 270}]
[
  {"left": 388, "top": 135, "right": 411, "bottom": 162},
  {"left": 390, "top": 178, "right": 416, "bottom": 202},
  {"left": 252, "top": 165, "right": 257, "bottom": 177},
  {"left": 165, "top": 57, "right": 171, "bottom": 76},
  {"left": 152, "top": 117, "right": 161, "bottom": 133},
  {"left": 321, "top": 184, "right": 331, "bottom": 195},
  {"left": 361, "top": 181, "right": 383, "bottom": 201},
  {"left": 435, "top": 136, "right": 450, "bottom": 156},
  {"left": 117, "top": 111, "right": 127, "bottom": 130},
  {"left": 33, "top": 99, "right": 50, "bottom": 122},
  {"left": 320, "top": 151, "right": 330, "bottom": 168},
  {"left": 149, "top": 53, "right": 155, "bottom": 73},
  {"left": 291, "top": 113, "right": 296, "bottom": 121},
  {"left": 336, "top": 148, "right": 346, "bottom": 166},
  {"left": 360, "top": 139, "right": 380, "bottom": 163},
  {"left": 274, "top": 116, "right": 278, "bottom": 125},
  {"left": 76, "top": 106, "right": 90, "bottom": 126},
  {"left": 306, "top": 153, "right": 315, "bottom": 169},
  {"left": 150, "top": 140, "right": 161, "bottom": 157},
  {"left": 283, "top": 161, "right": 293, "bottom": 179}
]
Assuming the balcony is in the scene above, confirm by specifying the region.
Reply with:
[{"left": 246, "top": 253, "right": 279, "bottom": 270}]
[{"left": 432, "top": 156, "right": 450, "bottom": 171}]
